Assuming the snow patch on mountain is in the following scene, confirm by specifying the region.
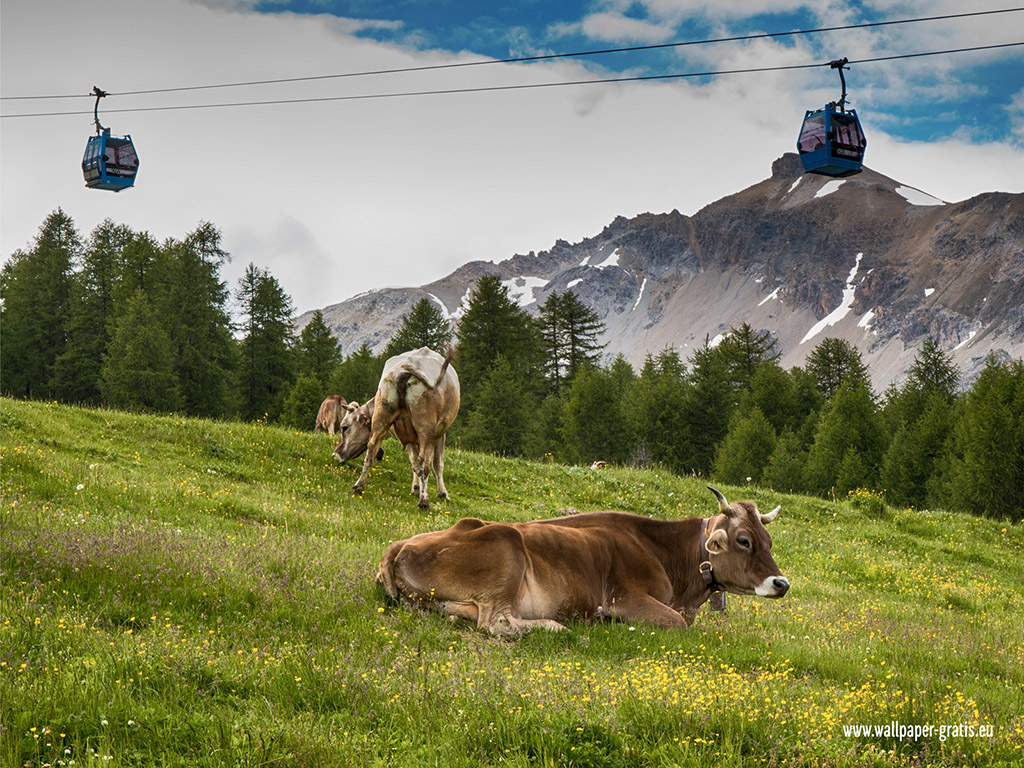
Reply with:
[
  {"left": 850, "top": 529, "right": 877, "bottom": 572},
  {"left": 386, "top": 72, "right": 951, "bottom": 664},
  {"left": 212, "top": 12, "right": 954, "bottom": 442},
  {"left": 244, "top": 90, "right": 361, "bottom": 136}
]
[
  {"left": 815, "top": 180, "right": 845, "bottom": 198},
  {"left": 801, "top": 253, "right": 863, "bottom": 344},
  {"left": 896, "top": 185, "right": 945, "bottom": 207},
  {"left": 632, "top": 278, "right": 647, "bottom": 311},
  {"left": 502, "top": 276, "right": 548, "bottom": 308},
  {"left": 427, "top": 293, "right": 449, "bottom": 317}
]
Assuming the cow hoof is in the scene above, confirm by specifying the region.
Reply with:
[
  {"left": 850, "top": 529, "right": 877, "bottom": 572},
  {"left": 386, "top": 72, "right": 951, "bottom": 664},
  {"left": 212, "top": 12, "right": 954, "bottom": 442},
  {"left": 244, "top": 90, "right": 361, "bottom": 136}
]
[
  {"left": 418, "top": 499, "right": 431, "bottom": 511},
  {"left": 437, "top": 492, "right": 448, "bottom": 501},
  {"left": 352, "top": 485, "right": 364, "bottom": 497}
]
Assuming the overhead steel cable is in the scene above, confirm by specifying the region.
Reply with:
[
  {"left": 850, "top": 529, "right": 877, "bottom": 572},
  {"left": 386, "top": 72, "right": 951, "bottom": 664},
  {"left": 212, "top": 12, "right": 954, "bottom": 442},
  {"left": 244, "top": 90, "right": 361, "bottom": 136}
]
[
  {"left": 3, "top": 40, "right": 1022, "bottom": 119},
  {"left": 2, "top": 6, "right": 1022, "bottom": 102}
]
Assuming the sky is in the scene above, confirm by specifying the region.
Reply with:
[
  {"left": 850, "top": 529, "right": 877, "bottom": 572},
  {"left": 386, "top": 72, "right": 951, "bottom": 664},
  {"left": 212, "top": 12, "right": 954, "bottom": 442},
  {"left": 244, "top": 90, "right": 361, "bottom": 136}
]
[{"left": 2, "top": 0, "right": 1023, "bottom": 319}]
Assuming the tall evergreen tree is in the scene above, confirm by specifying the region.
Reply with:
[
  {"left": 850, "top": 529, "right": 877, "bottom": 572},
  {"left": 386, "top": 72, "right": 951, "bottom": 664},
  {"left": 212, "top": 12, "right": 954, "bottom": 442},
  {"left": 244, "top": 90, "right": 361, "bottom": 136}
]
[
  {"left": 52, "top": 220, "right": 135, "bottom": 404},
  {"left": 295, "top": 310, "right": 342, "bottom": 390},
  {"left": 0, "top": 209, "right": 80, "bottom": 398},
  {"left": 562, "top": 366, "right": 631, "bottom": 465},
  {"left": 99, "top": 290, "right": 181, "bottom": 413},
  {"left": 762, "top": 432, "right": 808, "bottom": 493},
  {"left": 717, "top": 323, "right": 781, "bottom": 394},
  {"left": 158, "top": 225, "right": 237, "bottom": 417},
  {"left": 455, "top": 275, "right": 541, "bottom": 414},
  {"left": 884, "top": 337, "right": 961, "bottom": 431},
  {"left": 682, "top": 341, "right": 733, "bottom": 474},
  {"left": 804, "top": 380, "right": 886, "bottom": 494},
  {"left": 538, "top": 290, "right": 606, "bottom": 392},
  {"left": 463, "top": 355, "right": 531, "bottom": 457},
  {"left": 632, "top": 349, "right": 690, "bottom": 472},
  {"left": 806, "top": 337, "right": 871, "bottom": 400},
  {"left": 713, "top": 407, "right": 778, "bottom": 485},
  {"left": 382, "top": 298, "right": 453, "bottom": 359},
  {"left": 330, "top": 344, "right": 382, "bottom": 404},
  {"left": 236, "top": 263, "right": 295, "bottom": 422},
  {"left": 944, "top": 357, "right": 1023, "bottom": 521},
  {"left": 280, "top": 374, "right": 327, "bottom": 431}
]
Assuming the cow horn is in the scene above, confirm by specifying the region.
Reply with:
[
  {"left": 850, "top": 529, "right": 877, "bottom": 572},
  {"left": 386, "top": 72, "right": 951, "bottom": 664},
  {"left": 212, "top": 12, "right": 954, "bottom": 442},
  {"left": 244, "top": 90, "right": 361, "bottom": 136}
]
[
  {"left": 760, "top": 505, "right": 781, "bottom": 524},
  {"left": 707, "top": 486, "right": 734, "bottom": 516}
]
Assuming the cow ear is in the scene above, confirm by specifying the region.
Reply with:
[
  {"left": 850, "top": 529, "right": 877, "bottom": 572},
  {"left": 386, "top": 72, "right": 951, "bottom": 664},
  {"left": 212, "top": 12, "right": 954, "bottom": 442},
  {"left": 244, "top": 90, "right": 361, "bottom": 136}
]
[
  {"left": 760, "top": 505, "right": 781, "bottom": 524},
  {"left": 705, "top": 528, "right": 729, "bottom": 554}
]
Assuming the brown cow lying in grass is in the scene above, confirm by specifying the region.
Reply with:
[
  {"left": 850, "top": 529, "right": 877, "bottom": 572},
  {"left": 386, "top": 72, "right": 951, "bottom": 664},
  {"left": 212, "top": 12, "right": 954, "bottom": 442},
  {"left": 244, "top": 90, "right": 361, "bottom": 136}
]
[{"left": 378, "top": 486, "right": 789, "bottom": 635}]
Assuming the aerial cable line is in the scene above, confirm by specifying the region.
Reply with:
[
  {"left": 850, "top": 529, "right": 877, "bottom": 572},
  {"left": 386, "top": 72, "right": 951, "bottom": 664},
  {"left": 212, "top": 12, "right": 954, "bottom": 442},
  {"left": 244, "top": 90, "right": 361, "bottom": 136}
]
[
  {"left": 3, "top": 40, "right": 1022, "bottom": 119},
  {"left": 2, "top": 6, "right": 1022, "bottom": 102}
]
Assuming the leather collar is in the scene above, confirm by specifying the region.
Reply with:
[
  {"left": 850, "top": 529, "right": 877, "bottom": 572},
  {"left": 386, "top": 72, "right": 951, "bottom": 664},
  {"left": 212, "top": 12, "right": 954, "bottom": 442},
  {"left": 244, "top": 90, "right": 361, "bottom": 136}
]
[{"left": 698, "top": 517, "right": 722, "bottom": 593}]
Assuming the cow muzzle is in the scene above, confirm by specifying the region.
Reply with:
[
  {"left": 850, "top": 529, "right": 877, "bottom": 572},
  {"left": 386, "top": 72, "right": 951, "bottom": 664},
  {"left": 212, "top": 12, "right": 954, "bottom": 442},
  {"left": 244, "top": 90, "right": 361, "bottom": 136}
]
[{"left": 755, "top": 575, "right": 790, "bottom": 598}]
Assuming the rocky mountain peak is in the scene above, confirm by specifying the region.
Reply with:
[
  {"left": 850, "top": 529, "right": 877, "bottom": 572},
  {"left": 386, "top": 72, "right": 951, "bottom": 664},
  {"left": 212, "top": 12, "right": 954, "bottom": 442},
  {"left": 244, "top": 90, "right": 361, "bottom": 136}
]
[{"left": 300, "top": 155, "right": 1023, "bottom": 389}]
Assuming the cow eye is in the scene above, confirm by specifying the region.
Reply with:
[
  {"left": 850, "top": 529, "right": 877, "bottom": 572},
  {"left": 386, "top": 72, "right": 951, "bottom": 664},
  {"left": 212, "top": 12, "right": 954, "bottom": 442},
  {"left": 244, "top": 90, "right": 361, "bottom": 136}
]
[{"left": 737, "top": 536, "right": 751, "bottom": 549}]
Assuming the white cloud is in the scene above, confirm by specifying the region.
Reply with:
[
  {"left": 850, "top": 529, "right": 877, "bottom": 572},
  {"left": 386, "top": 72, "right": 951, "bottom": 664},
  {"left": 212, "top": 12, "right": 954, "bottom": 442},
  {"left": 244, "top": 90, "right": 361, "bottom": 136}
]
[
  {"left": 580, "top": 12, "right": 677, "bottom": 44},
  {"left": 2, "top": 0, "right": 1023, "bottom": 320},
  {"left": 1009, "top": 88, "right": 1024, "bottom": 145}
]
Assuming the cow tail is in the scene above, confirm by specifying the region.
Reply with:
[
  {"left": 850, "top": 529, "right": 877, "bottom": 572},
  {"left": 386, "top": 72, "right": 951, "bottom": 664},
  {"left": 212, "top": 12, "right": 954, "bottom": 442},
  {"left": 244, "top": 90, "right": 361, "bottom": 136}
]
[
  {"left": 395, "top": 370, "right": 413, "bottom": 408},
  {"left": 433, "top": 345, "right": 456, "bottom": 389}
]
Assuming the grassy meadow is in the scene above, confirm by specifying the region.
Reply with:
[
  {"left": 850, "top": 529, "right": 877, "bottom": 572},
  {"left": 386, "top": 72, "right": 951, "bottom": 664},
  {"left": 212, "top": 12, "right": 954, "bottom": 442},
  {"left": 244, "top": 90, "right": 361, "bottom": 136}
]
[{"left": 2, "top": 398, "right": 1022, "bottom": 767}]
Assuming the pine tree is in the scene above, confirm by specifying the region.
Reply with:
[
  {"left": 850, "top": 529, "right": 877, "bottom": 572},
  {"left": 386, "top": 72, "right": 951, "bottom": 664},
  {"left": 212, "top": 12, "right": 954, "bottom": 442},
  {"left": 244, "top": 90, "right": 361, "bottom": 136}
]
[
  {"left": 463, "top": 355, "right": 530, "bottom": 456},
  {"left": 742, "top": 362, "right": 800, "bottom": 435},
  {"left": 280, "top": 374, "right": 328, "bottom": 431},
  {"left": 295, "top": 310, "right": 342, "bottom": 389},
  {"left": 881, "top": 391, "right": 957, "bottom": 507},
  {"left": 713, "top": 407, "right": 777, "bottom": 485},
  {"left": 944, "top": 357, "right": 1023, "bottom": 521},
  {"left": 99, "top": 290, "right": 181, "bottom": 413},
  {"left": 682, "top": 341, "right": 733, "bottom": 474},
  {"left": 52, "top": 220, "right": 135, "bottom": 404},
  {"left": 762, "top": 432, "right": 808, "bottom": 493},
  {"left": 329, "top": 344, "right": 381, "bottom": 404},
  {"left": 0, "top": 209, "right": 80, "bottom": 398},
  {"left": 236, "top": 263, "right": 295, "bottom": 422},
  {"left": 805, "top": 380, "right": 886, "bottom": 494},
  {"left": 884, "top": 337, "right": 961, "bottom": 431},
  {"left": 455, "top": 275, "right": 541, "bottom": 414},
  {"left": 561, "top": 366, "right": 631, "bottom": 465},
  {"left": 538, "top": 291, "right": 606, "bottom": 392},
  {"left": 382, "top": 298, "right": 453, "bottom": 360},
  {"left": 717, "top": 323, "right": 781, "bottom": 394},
  {"left": 632, "top": 349, "right": 690, "bottom": 472},
  {"left": 158, "top": 226, "right": 237, "bottom": 417},
  {"left": 806, "top": 337, "right": 871, "bottom": 400}
]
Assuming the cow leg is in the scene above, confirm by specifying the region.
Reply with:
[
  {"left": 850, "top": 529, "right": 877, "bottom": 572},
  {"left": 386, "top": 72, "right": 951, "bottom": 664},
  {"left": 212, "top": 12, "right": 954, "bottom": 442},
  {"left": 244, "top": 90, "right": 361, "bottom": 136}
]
[
  {"left": 353, "top": 428, "right": 386, "bottom": 496},
  {"left": 414, "top": 437, "right": 432, "bottom": 510},
  {"left": 433, "top": 435, "right": 449, "bottom": 501},
  {"left": 404, "top": 443, "right": 419, "bottom": 495},
  {"left": 606, "top": 594, "right": 690, "bottom": 629},
  {"left": 479, "top": 607, "right": 566, "bottom": 637}
]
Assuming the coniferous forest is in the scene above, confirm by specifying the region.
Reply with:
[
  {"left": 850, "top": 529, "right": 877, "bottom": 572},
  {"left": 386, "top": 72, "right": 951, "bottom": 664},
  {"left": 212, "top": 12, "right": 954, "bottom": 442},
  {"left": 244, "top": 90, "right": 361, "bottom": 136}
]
[{"left": 3, "top": 210, "right": 1022, "bottom": 521}]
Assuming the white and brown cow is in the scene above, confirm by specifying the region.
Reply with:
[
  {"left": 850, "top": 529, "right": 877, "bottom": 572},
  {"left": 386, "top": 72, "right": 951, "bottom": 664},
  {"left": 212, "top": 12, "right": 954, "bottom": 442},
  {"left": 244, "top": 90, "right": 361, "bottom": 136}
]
[
  {"left": 378, "top": 486, "right": 789, "bottom": 635},
  {"left": 314, "top": 395, "right": 348, "bottom": 435},
  {"left": 334, "top": 347, "right": 459, "bottom": 510}
]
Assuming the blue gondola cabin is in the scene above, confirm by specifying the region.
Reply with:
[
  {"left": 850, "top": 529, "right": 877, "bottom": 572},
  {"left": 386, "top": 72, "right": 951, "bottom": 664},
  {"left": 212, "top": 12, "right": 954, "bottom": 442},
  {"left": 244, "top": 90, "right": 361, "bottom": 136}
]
[
  {"left": 82, "top": 130, "right": 139, "bottom": 191},
  {"left": 797, "top": 106, "right": 866, "bottom": 177}
]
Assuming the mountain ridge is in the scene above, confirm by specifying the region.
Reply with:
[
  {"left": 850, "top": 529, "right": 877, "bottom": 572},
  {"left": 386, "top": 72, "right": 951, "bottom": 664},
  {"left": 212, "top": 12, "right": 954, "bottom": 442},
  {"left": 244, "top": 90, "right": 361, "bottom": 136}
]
[{"left": 299, "top": 153, "right": 1023, "bottom": 389}]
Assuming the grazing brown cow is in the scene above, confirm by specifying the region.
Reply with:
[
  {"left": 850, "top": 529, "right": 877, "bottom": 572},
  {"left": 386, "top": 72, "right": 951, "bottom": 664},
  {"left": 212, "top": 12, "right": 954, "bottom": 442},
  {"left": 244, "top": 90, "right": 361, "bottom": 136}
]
[
  {"left": 314, "top": 395, "right": 347, "bottom": 435},
  {"left": 334, "top": 347, "right": 459, "bottom": 510},
  {"left": 378, "top": 486, "right": 789, "bottom": 636}
]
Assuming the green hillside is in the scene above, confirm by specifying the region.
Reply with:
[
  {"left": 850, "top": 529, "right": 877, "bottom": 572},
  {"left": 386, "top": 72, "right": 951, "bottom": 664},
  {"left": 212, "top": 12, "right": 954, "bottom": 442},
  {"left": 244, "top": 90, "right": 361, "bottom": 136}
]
[{"left": 2, "top": 398, "right": 1022, "bottom": 767}]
